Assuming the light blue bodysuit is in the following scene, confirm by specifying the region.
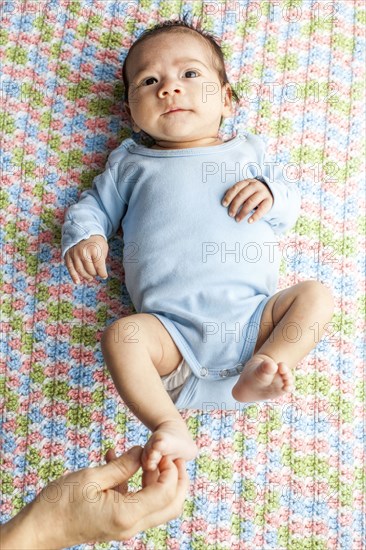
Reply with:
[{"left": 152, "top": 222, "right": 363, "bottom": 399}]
[{"left": 62, "top": 132, "right": 301, "bottom": 410}]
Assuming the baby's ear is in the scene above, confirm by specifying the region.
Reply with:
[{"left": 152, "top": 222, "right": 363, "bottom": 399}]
[{"left": 222, "top": 84, "right": 234, "bottom": 118}]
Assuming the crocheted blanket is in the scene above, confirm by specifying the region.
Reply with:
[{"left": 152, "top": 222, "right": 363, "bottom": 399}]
[{"left": 1, "top": 1, "right": 365, "bottom": 548}]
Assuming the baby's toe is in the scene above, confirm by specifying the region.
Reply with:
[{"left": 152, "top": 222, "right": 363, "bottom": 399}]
[
  {"left": 278, "top": 363, "right": 294, "bottom": 391},
  {"left": 278, "top": 362, "right": 290, "bottom": 375},
  {"left": 260, "top": 359, "right": 278, "bottom": 374},
  {"left": 142, "top": 446, "right": 160, "bottom": 471},
  {"left": 151, "top": 434, "right": 167, "bottom": 455},
  {"left": 255, "top": 359, "right": 278, "bottom": 385}
]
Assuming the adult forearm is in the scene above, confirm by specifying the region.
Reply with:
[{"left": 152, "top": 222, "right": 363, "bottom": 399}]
[{"left": 1, "top": 501, "right": 65, "bottom": 550}]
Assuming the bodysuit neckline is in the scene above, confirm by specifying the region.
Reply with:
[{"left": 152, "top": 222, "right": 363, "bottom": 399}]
[{"left": 122, "top": 132, "right": 246, "bottom": 157}]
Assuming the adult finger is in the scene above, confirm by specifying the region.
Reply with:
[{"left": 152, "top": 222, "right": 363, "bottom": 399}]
[
  {"left": 108, "top": 457, "right": 189, "bottom": 542},
  {"left": 132, "top": 458, "right": 189, "bottom": 535},
  {"left": 105, "top": 447, "right": 117, "bottom": 463},
  {"left": 105, "top": 447, "right": 142, "bottom": 495},
  {"left": 134, "top": 457, "right": 189, "bottom": 521},
  {"left": 141, "top": 466, "right": 159, "bottom": 489},
  {"left": 91, "top": 446, "right": 143, "bottom": 491},
  {"left": 141, "top": 451, "right": 183, "bottom": 488},
  {"left": 167, "top": 458, "right": 189, "bottom": 496}
]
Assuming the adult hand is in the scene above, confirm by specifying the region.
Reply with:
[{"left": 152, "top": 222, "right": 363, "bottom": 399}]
[
  {"left": 221, "top": 178, "right": 274, "bottom": 224},
  {"left": 64, "top": 234, "right": 109, "bottom": 284},
  {"left": 1, "top": 446, "right": 189, "bottom": 549}
]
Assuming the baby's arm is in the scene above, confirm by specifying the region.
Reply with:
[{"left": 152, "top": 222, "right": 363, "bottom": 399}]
[
  {"left": 221, "top": 135, "right": 301, "bottom": 235},
  {"left": 62, "top": 157, "right": 128, "bottom": 283},
  {"left": 249, "top": 134, "right": 302, "bottom": 235}
]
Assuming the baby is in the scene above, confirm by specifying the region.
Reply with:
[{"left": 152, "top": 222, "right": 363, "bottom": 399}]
[{"left": 62, "top": 19, "right": 334, "bottom": 472}]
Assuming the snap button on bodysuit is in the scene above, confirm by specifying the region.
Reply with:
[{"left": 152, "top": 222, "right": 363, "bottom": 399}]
[
  {"left": 233, "top": 363, "right": 244, "bottom": 374},
  {"left": 219, "top": 363, "right": 244, "bottom": 378}
]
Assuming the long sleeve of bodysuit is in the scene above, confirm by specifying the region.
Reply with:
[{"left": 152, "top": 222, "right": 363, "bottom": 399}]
[
  {"left": 61, "top": 147, "right": 130, "bottom": 258},
  {"left": 246, "top": 133, "right": 302, "bottom": 236},
  {"left": 61, "top": 133, "right": 301, "bottom": 255}
]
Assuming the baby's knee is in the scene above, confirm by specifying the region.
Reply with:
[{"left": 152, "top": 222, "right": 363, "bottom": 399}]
[
  {"left": 101, "top": 315, "right": 139, "bottom": 354},
  {"left": 299, "top": 280, "right": 335, "bottom": 313},
  {"left": 101, "top": 314, "right": 162, "bottom": 373}
]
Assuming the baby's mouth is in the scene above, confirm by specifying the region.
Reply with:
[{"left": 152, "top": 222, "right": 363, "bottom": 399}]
[{"left": 162, "top": 107, "right": 191, "bottom": 115}]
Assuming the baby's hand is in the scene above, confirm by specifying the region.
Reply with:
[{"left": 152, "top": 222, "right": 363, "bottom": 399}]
[
  {"left": 221, "top": 178, "right": 274, "bottom": 223},
  {"left": 64, "top": 235, "right": 109, "bottom": 284}
]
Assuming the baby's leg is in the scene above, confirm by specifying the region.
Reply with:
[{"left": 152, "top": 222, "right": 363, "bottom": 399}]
[
  {"left": 232, "top": 280, "right": 334, "bottom": 402},
  {"left": 101, "top": 313, "right": 198, "bottom": 470}
]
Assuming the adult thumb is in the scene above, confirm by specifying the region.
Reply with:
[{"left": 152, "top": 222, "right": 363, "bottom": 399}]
[{"left": 92, "top": 446, "right": 143, "bottom": 491}]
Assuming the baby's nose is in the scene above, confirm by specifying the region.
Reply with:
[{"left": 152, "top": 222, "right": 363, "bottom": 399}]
[{"left": 158, "top": 80, "right": 183, "bottom": 97}]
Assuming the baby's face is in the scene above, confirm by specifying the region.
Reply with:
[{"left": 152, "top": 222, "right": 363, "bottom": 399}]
[{"left": 124, "top": 32, "right": 233, "bottom": 149}]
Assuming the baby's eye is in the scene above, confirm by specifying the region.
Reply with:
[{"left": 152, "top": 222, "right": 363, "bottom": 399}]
[
  {"left": 141, "top": 70, "right": 199, "bottom": 86},
  {"left": 142, "top": 77, "right": 157, "bottom": 86},
  {"left": 184, "top": 70, "right": 199, "bottom": 78}
]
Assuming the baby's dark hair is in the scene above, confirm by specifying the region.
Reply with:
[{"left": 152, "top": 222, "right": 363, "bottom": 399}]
[{"left": 122, "top": 16, "right": 240, "bottom": 107}]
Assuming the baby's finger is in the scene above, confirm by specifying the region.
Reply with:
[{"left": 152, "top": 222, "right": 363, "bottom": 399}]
[
  {"left": 81, "top": 241, "right": 108, "bottom": 279},
  {"left": 248, "top": 198, "right": 272, "bottom": 223},
  {"left": 81, "top": 259, "right": 98, "bottom": 278},
  {"left": 223, "top": 188, "right": 258, "bottom": 220},
  {"left": 72, "top": 256, "right": 95, "bottom": 282},
  {"left": 221, "top": 179, "right": 254, "bottom": 207},
  {"left": 64, "top": 254, "right": 81, "bottom": 284},
  {"left": 94, "top": 259, "right": 108, "bottom": 279},
  {"left": 85, "top": 241, "right": 108, "bottom": 278},
  {"left": 77, "top": 242, "right": 100, "bottom": 276},
  {"left": 228, "top": 190, "right": 259, "bottom": 222}
]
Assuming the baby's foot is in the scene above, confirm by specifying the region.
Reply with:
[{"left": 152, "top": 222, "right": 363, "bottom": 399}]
[
  {"left": 231, "top": 353, "right": 294, "bottom": 402},
  {"left": 142, "top": 419, "right": 199, "bottom": 471}
]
